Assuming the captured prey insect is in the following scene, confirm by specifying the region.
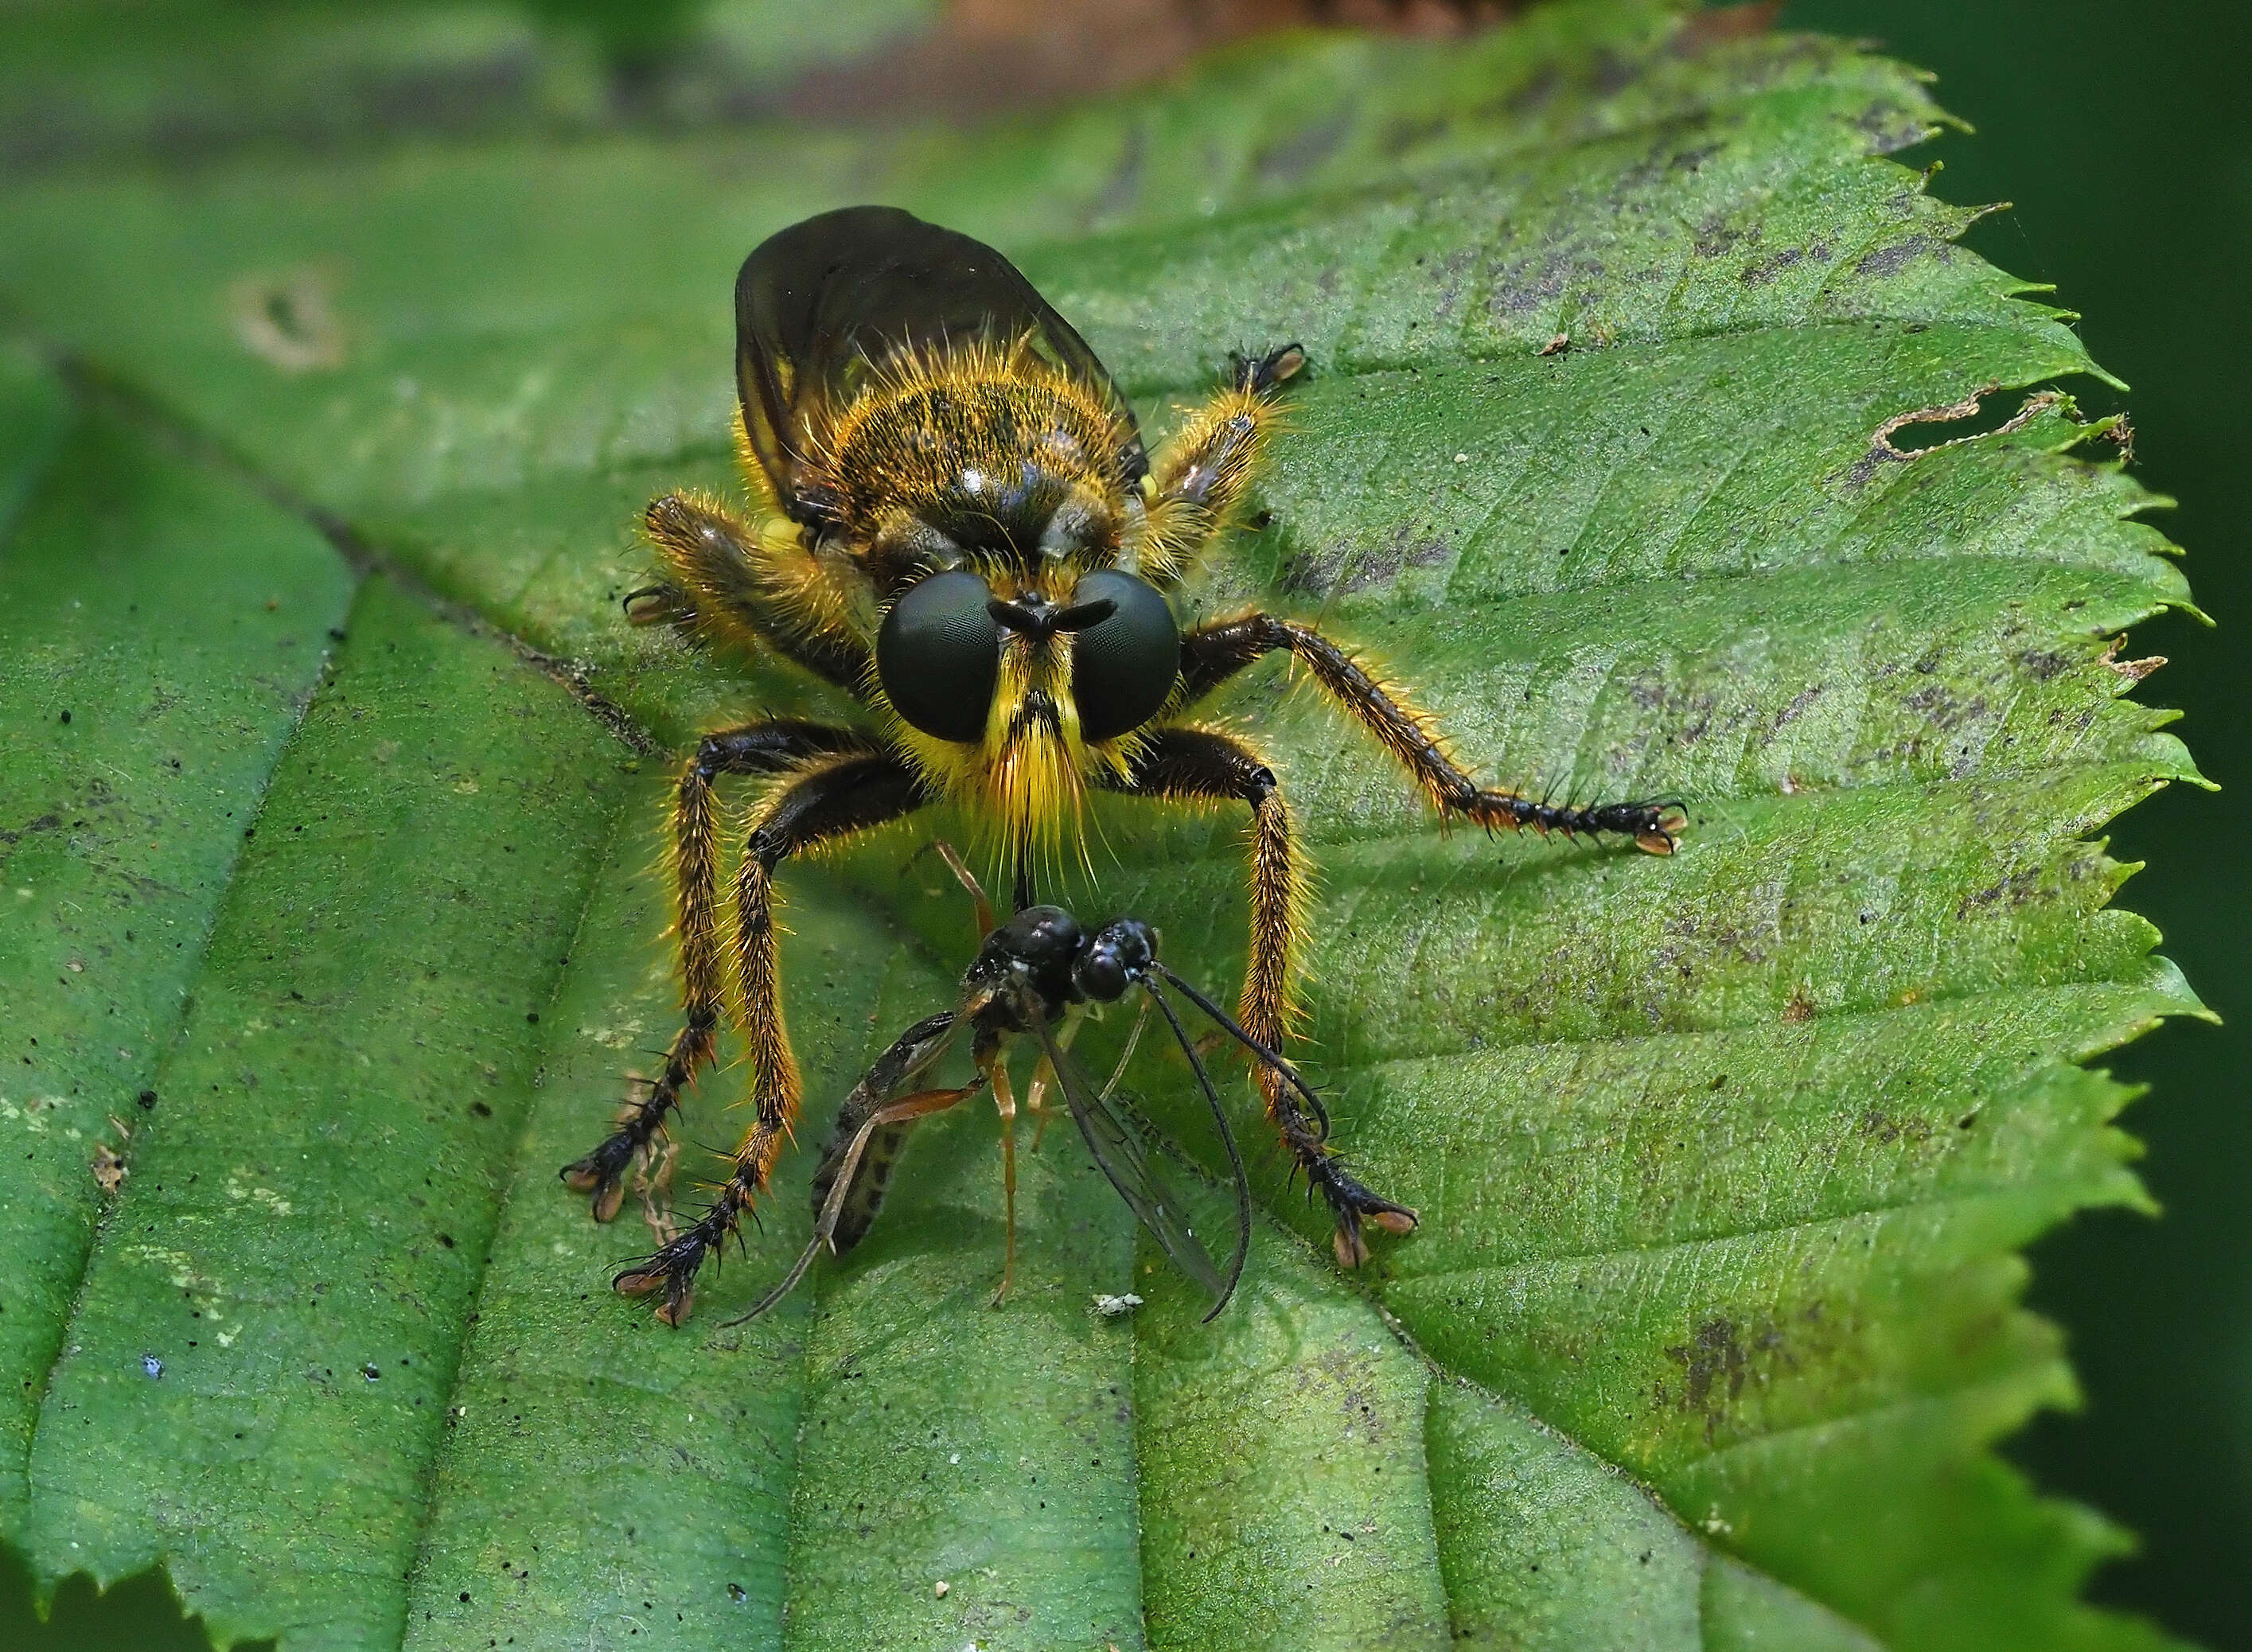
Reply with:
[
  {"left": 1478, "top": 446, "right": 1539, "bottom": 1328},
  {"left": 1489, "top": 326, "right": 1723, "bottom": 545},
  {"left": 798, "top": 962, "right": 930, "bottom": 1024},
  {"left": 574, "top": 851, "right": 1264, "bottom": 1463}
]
[
  {"left": 561, "top": 204, "right": 1685, "bottom": 1316},
  {"left": 612, "top": 853, "right": 1318, "bottom": 1327}
]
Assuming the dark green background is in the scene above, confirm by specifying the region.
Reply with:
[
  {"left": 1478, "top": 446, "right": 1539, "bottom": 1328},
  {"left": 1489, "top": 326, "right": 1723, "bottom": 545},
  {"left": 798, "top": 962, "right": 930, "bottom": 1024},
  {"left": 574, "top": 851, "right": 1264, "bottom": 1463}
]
[
  {"left": 1776, "top": 3, "right": 2250, "bottom": 1646},
  {"left": 3, "top": 2, "right": 2244, "bottom": 1646}
]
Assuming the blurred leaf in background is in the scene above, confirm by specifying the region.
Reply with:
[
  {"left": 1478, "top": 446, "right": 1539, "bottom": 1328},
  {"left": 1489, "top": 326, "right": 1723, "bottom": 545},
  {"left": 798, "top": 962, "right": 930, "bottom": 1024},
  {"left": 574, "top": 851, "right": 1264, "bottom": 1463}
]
[{"left": 0, "top": 1, "right": 2232, "bottom": 1648}]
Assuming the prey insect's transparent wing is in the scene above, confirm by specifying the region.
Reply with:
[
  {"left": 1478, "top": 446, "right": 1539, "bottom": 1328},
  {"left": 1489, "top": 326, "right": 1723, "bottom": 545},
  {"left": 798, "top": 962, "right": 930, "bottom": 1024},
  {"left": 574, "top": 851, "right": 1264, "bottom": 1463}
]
[
  {"left": 1019, "top": 992, "right": 1234, "bottom": 1315},
  {"left": 733, "top": 205, "right": 1145, "bottom": 518}
]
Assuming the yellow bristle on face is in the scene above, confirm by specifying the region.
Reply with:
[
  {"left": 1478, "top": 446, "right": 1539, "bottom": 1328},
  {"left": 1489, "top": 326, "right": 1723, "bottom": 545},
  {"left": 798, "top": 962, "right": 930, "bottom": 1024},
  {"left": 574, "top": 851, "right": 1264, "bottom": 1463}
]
[{"left": 874, "top": 609, "right": 1146, "bottom": 875}]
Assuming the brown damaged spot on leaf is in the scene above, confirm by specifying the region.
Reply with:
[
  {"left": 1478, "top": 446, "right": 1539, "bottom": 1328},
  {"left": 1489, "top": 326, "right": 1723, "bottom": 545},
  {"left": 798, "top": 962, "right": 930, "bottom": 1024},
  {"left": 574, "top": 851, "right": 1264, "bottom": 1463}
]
[
  {"left": 2099, "top": 636, "right": 2167, "bottom": 685},
  {"left": 1669, "top": 2, "right": 1782, "bottom": 55},
  {"left": 1841, "top": 386, "right": 2071, "bottom": 488},
  {"left": 229, "top": 267, "right": 346, "bottom": 373},
  {"left": 784, "top": 0, "right": 1525, "bottom": 125}
]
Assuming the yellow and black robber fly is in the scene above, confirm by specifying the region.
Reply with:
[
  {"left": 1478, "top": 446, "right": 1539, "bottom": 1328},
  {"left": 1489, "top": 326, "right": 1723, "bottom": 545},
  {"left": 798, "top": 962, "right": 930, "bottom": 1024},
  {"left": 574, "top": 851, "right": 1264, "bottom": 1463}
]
[
  {"left": 563, "top": 205, "right": 1683, "bottom": 1321},
  {"left": 623, "top": 863, "right": 1288, "bottom": 1327}
]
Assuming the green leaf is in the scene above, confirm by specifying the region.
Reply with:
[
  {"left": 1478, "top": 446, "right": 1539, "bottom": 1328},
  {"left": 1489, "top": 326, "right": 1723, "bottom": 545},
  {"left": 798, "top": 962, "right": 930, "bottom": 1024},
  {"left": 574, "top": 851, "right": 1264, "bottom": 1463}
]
[{"left": 0, "top": 4, "right": 2203, "bottom": 1649}]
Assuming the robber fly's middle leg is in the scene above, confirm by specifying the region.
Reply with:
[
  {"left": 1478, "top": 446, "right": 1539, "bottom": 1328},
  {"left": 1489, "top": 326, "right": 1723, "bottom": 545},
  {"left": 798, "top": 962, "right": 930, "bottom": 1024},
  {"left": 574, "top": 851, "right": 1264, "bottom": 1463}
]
[{"left": 1115, "top": 725, "right": 1419, "bottom": 1268}]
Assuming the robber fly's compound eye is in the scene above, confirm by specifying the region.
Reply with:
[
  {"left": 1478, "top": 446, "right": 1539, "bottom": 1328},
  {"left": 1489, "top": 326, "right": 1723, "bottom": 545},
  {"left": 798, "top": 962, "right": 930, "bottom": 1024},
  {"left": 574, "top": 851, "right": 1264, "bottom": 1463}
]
[
  {"left": 878, "top": 569, "right": 1001, "bottom": 742},
  {"left": 1066, "top": 570, "right": 1179, "bottom": 742}
]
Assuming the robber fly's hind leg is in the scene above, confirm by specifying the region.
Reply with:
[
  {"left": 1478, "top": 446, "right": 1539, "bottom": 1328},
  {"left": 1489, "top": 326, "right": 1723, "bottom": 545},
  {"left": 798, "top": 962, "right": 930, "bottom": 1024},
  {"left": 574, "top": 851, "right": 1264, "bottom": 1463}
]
[{"left": 562, "top": 721, "right": 872, "bottom": 1221}]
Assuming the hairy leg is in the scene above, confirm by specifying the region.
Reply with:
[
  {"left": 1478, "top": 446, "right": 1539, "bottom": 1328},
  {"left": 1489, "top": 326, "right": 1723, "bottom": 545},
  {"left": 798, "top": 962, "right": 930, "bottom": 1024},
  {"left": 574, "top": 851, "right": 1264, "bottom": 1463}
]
[
  {"left": 1134, "top": 343, "right": 1303, "bottom": 586},
  {"left": 629, "top": 490, "right": 870, "bottom": 691},
  {"left": 1179, "top": 612, "right": 1684, "bottom": 853},
  {"left": 562, "top": 721, "right": 875, "bottom": 1219},
  {"left": 610, "top": 748, "right": 927, "bottom": 1324},
  {"left": 1116, "top": 724, "right": 1417, "bottom": 1267}
]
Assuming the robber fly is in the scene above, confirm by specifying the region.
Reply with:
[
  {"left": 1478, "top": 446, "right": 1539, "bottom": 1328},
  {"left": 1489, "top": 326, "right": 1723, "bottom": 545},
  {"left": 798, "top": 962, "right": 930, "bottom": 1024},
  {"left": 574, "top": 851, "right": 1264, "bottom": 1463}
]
[
  {"left": 612, "top": 847, "right": 1345, "bottom": 1326},
  {"left": 563, "top": 205, "right": 1682, "bottom": 1319}
]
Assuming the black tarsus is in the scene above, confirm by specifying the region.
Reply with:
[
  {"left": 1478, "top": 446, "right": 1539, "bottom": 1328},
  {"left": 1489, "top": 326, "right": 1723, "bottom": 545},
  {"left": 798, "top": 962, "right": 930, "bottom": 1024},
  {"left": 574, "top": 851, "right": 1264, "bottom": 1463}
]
[
  {"left": 559, "top": 1005, "right": 719, "bottom": 1218},
  {"left": 1149, "top": 959, "right": 1412, "bottom": 1263},
  {"left": 1230, "top": 341, "right": 1307, "bottom": 395}
]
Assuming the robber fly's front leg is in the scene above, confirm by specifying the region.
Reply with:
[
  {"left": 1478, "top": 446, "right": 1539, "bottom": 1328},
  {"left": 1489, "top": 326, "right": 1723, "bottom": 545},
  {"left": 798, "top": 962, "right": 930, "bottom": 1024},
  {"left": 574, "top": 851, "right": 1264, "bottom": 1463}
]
[
  {"left": 1114, "top": 727, "right": 1419, "bottom": 1268},
  {"left": 612, "top": 749, "right": 927, "bottom": 1325}
]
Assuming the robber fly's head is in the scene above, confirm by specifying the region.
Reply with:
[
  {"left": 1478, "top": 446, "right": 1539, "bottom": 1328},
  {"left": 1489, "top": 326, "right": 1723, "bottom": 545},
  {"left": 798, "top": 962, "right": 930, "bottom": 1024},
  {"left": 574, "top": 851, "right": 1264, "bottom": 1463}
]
[{"left": 818, "top": 343, "right": 1179, "bottom": 859}]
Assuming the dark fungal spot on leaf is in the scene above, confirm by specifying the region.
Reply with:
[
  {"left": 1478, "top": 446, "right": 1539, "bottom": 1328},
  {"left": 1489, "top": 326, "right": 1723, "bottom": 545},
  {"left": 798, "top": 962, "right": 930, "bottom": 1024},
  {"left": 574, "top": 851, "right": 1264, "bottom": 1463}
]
[
  {"left": 1739, "top": 239, "right": 1833, "bottom": 286},
  {"left": 1280, "top": 524, "right": 1451, "bottom": 598},
  {"left": 1856, "top": 235, "right": 1947, "bottom": 279}
]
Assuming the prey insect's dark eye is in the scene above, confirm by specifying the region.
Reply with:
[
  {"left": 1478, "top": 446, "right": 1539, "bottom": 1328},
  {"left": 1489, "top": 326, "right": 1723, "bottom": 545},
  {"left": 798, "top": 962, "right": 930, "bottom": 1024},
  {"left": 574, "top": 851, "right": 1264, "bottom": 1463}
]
[
  {"left": 1074, "top": 918, "right": 1155, "bottom": 1003},
  {"left": 878, "top": 570, "right": 999, "bottom": 743},
  {"left": 1067, "top": 571, "right": 1179, "bottom": 742}
]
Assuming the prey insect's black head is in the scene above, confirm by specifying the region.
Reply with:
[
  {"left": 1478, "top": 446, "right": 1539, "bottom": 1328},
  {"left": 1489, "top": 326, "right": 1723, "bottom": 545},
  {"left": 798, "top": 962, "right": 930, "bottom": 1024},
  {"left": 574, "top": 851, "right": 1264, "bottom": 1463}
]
[{"left": 1073, "top": 918, "right": 1155, "bottom": 1003}]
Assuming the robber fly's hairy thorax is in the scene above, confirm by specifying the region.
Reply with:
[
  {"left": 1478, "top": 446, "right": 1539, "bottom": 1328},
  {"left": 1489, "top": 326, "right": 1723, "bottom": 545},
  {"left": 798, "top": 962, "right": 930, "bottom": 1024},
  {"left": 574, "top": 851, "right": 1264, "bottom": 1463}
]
[
  {"left": 563, "top": 205, "right": 1685, "bottom": 1326},
  {"left": 752, "top": 332, "right": 1226, "bottom": 865}
]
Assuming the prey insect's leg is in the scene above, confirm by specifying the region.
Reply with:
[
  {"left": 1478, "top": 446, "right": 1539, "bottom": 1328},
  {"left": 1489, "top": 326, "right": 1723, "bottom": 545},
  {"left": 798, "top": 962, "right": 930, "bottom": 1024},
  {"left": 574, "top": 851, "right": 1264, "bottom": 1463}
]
[
  {"left": 563, "top": 720, "right": 875, "bottom": 1220},
  {"left": 632, "top": 492, "right": 870, "bottom": 691},
  {"left": 1117, "top": 725, "right": 1418, "bottom": 1268},
  {"left": 614, "top": 749, "right": 928, "bottom": 1325},
  {"left": 729, "top": 1071, "right": 984, "bottom": 1328},
  {"left": 1099, "top": 995, "right": 1153, "bottom": 1101},
  {"left": 986, "top": 1057, "right": 1020, "bottom": 1307},
  {"left": 1178, "top": 614, "right": 1684, "bottom": 854}
]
